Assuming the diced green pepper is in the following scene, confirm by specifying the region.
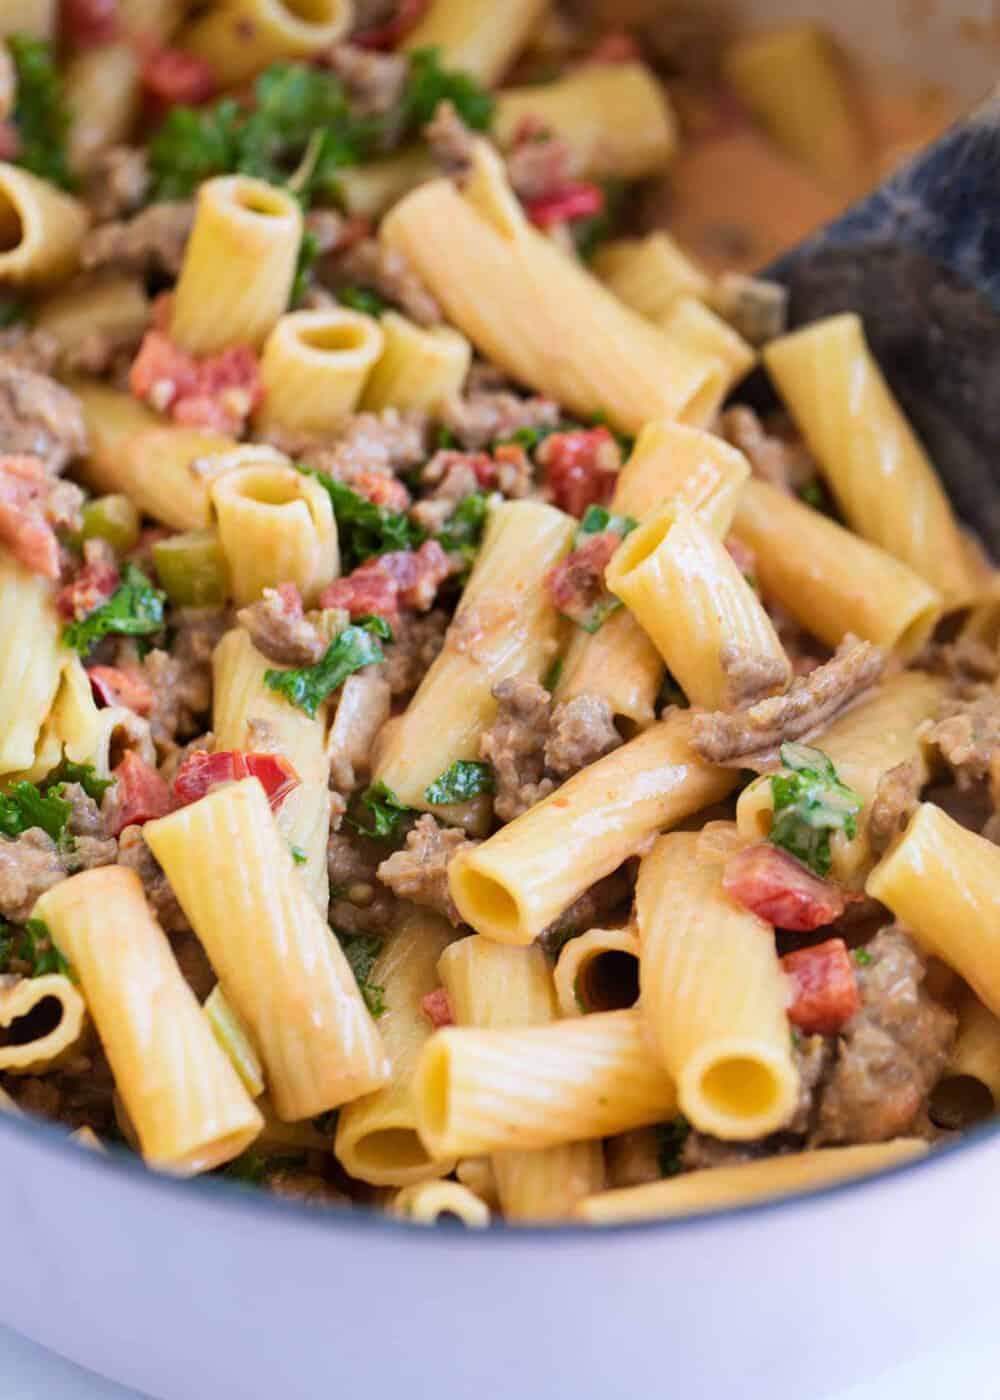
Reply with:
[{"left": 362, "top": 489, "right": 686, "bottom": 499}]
[
  {"left": 80, "top": 495, "right": 141, "bottom": 556},
  {"left": 152, "top": 529, "right": 230, "bottom": 606}
]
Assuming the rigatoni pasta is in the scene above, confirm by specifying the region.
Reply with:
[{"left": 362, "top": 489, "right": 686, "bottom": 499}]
[
  {"left": 256, "top": 308, "right": 385, "bottom": 432},
  {"left": 0, "top": 161, "right": 88, "bottom": 285}
]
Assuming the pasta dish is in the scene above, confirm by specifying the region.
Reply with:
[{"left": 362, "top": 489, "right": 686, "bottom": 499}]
[{"left": 0, "top": 0, "right": 992, "bottom": 1227}]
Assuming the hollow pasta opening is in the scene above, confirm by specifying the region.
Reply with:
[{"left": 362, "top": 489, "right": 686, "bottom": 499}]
[
  {"left": 0, "top": 995, "right": 62, "bottom": 1048},
  {"left": 896, "top": 600, "right": 943, "bottom": 661},
  {"left": 451, "top": 867, "right": 522, "bottom": 941},
  {"left": 0, "top": 189, "right": 24, "bottom": 254},
  {"left": 232, "top": 182, "right": 294, "bottom": 219},
  {"left": 611, "top": 511, "right": 675, "bottom": 576},
  {"left": 271, "top": 0, "right": 341, "bottom": 23},
  {"left": 419, "top": 1041, "right": 451, "bottom": 1144},
  {"left": 230, "top": 469, "right": 300, "bottom": 507},
  {"left": 577, "top": 950, "right": 640, "bottom": 1013},
  {"left": 929, "top": 1073, "right": 995, "bottom": 1130},
  {"left": 679, "top": 363, "right": 726, "bottom": 432},
  {"left": 700, "top": 1055, "right": 781, "bottom": 1121},
  {"left": 353, "top": 1128, "right": 433, "bottom": 1176},
  {"left": 299, "top": 321, "right": 373, "bottom": 354}
]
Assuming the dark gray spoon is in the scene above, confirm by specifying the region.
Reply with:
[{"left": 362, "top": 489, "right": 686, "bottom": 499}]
[{"left": 763, "top": 88, "right": 1000, "bottom": 551}]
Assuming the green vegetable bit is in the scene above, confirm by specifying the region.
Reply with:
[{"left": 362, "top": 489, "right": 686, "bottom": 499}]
[
  {"left": 853, "top": 947, "right": 873, "bottom": 967},
  {"left": 223, "top": 1149, "right": 306, "bottom": 1185},
  {"left": 46, "top": 760, "right": 113, "bottom": 805},
  {"left": 425, "top": 760, "right": 495, "bottom": 806},
  {"left": 289, "top": 844, "right": 308, "bottom": 866},
  {"left": 0, "top": 781, "right": 72, "bottom": 844},
  {"left": 400, "top": 47, "right": 495, "bottom": 132},
  {"left": 349, "top": 780, "right": 413, "bottom": 841},
  {"left": 265, "top": 616, "right": 391, "bottom": 717},
  {"left": 575, "top": 595, "right": 622, "bottom": 635},
  {"left": 768, "top": 742, "right": 862, "bottom": 878},
  {"left": 434, "top": 491, "right": 490, "bottom": 567},
  {"left": 81, "top": 495, "right": 142, "bottom": 557},
  {"left": 8, "top": 36, "right": 74, "bottom": 190},
  {"left": 542, "top": 656, "right": 563, "bottom": 693},
  {"left": 337, "top": 286, "right": 388, "bottom": 317},
  {"left": 0, "top": 916, "right": 71, "bottom": 979},
  {"left": 289, "top": 229, "right": 320, "bottom": 308},
  {"left": 656, "top": 1116, "right": 691, "bottom": 1178},
  {"left": 575, "top": 504, "right": 637, "bottom": 543},
  {"left": 300, "top": 467, "right": 423, "bottom": 570},
  {"left": 335, "top": 930, "right": 387, "bottom": 1018},
  {"left": 152, "top": 530, "right": 229, "bottom": 607},
  {"left": 62, "top": 564, "right": 166, "bottom": 656},
  {"left": 0, "top": 297, "right": 27, "bottom": 329}
]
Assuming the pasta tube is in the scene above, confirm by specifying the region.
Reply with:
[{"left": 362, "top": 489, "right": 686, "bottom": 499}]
[
  {"left": 607, "top": 499, "right": 790, "bottom": 709},
  {"left": 145, "top": 780, "right": 390, "bottom": 1121},
  {"left": 449, "top": 710, "right": 736, "bottom": 946},
  {"left": 74, "top": 382, "right": 237, "bottom": 531},
  {"left": 336, "top": 911, "right": 457, "bottom": 1187},
  {"left": 34, "top": 274, "right": 150, "bottom": 367},
  {"left": 732, "top": 479, "right": 942, "bottom": 658},
  {"left": 439, "top": 936, "right": 603, "bottom": 1221},
  {"left": 361, "top": 312, "right": 471, "bottom": 414},
  {"left": 495, "top": 63, "right": 677, "bottom": 181},
  {"left": 211, "top": 461, "right": 338, "bottom": 607},
  {"left": 381, "top": 142, "right": 723, "bottom": 435},
  {"left": 867, "top": 804, "right": 1000, "bottom": 1018},
  {"left": 0, "top": 162, "right": 88, "bottom": 286},
  {"left": 402, "top": 0, "right": 549, "bottom": 85},
  {"left": 256, "top": 308, "right": 385, "bottom": 433},
  {"left": 658, "top": 295, "right": 756, "bottom": 395},
  {"left": 179, "top": 0, "right": 350, "bottom": 85},
  {"left": 171, "top": 176, "right": 302, "bottom": 355},
  {"left": 938, "top": 991, "right": 1000, "bottom": 1117},
  {"left": 213, "top": 626, "right": 331, "bottom": 911},
  {"left": 414, "top": 1010, "right": 676, "bottom": 1157},
  {"left": 34, "top": 867, "right": 263, "bottom": 1173},
  {"left": 64, "top": 45, "right": 141, "bottom": 175},
  {"left": 637, "top": 828, "right": 799, "bottom": 1140},
  {"left": 594, "top": 233, "right": 710, "bottom": 324},
  {"left": 554, "top": 420, "right": 750, "bottom": 729},
  {"left": 576, "top": 1140, "right": 928, "bottom": 1223},
  {"left": 392, "top": 1181, "right": 490, "bottom": 1227},
  {"left": 204, "top": 984, "right": 265, "bottom": 1099},
  {"left": 0, "top": 974, "right": 87, "bottom": 1074},
  {"left": 553, "top": 926, "right": 640, "bottom": 1017},
  {"left": 763, "top": 314, "right": 977, "bottom": 607},
  {"left": 336, "top": 148, "right": 437, "bottom": 222},
  {"left": 375, "top": 500, "right": 574, "bottom": 809},
  {"left": 0, "top": 554, "right": 66, "bottom": 775}
]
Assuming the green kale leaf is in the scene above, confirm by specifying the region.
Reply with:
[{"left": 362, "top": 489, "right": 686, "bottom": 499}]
[
  {"left": 656, "top": 1115, "right": 690, "bottom": 1178},
  {"left": 575, "top": 504, "right": 637, "bottom": 543},
  {"left": 8, "top": 35, "right": 73, "bottom": 189},
  {"left": 335, "top": 930, "right": 386, "bottom": 1017},
  {"left": 0, "top": 781, "right": 72, "bottom": 844},
  {"left": 349, "top": 781, "right": 413, "bottom": 841},
  {"left": 769, "top": 742, "right": 862, "bottom": 878},
  {"left": 61, "top": 564, "right": 165, "bottom": 657},
  {"left": 337, "top": 286, "right": 387, "bottom": 317},
  {"left": 401, "top": 47, "right": 495, "bottom": 132},
  {"left": 264, "top": 616, "right": 391, "bottom": 717},
  {"left": 434, "top": 491, "right": 490, "bottom": 566},
  {"left": 425, "top": 760, "right": 495, "bottom": 806},
  {"left": 289, "top": 228, "right": 320, "bottom": 307},
  {"left": 0, "top": 916, "right": 72, "bottom": 979},
  {"left": 299, "top": 467, "right": 423, "bottom": 570}
]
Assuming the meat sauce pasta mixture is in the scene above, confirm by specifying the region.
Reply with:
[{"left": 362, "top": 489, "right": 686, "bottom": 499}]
[{"left": 0, "top": 0, "right": 986, "bottom": 1226}]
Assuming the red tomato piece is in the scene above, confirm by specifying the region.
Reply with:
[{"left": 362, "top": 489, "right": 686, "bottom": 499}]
[
  {"left": 351, "top": 471, "right": 411, "bottom": 513},
  {"left": 782, "top": 938, "right": 861, "bottom": 1036},
  {"left": 276, "top": 581, "right": 304, "bottom": 619},
  {"left": 320, "top": 541, "right": 453, "bottom": 625},
  {"left": 539, "top": 427, "right": 618, "bottom": 517},
  {"left": 0, "top": 122, "right": 22, "bottom": 162},
  {"left": 61, "top": 0, "right": 120, "bottom": 46},
  {"left": 172, "top": 750, "right": 300, "bottom": 811},
  {"left": 723, "top": 842, "right": 847, "bottom": 932},
  {"left": 142, "top": 47, "right": 218, "bottom": 106},
  {"left": 585, "top": 29, "right": 642, "bottom": 62},
  {"left": 0, "top": 454, "right": 60, "bottom": 579},
  {"left": 525, "top": 182, "right": 605, "bottom": 229},
  {"left": 353, "top": 0, "right": 429, "bottom": 48},
  {"left": 56, "top": 554, "right": 120, "bottom": 621},
  {"left": 105, "top": 752, "right": 176, "bottom": 837},
  {"left": 420, "top": 987, "right": 453, "bottom": 1029},
  {"left": 320, "top": 563, "right": 401, "bottom": 628},
  {"left": 88, "top": 665, "right": 155, "bottom": 716},
  {"left": 545, "top": 531, "right": 619, "bottom": 624}
]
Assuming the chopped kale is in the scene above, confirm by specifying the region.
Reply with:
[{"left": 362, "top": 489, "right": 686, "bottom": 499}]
[
  {"left": 575, "top": 504, "right": 637, "bottom": 543},
  {"left": 8, "top": 35, "right": 73, "bottom": 189},
  {"left": 265, "top": 616, "right": 390, "bottom": 718},
  {"left": 349, "top": 781, "right": 413, "bottom": 841},
  {"left": 0, "top": 781, "right": 72, "bottom": 844},
  {"left": 434, "top": 491, "right": 490, "bottom": 567},
  {"left": 656, "top": 1116, "right": 690, "bottom": 1178},
  {"left": 435, "top": 424, "right": 458, "bottom": 450},
  {"left": 542, "top": 656, "right": 563, "bottom": 693},
  {"left": 290, "top": 844, "right": 308, "bottom": 865},
  {"left": 337, "top": 285, "right": 387, "bottom": 317},
  {"left": 853, "top": 947, "right": 873, "bottom": 967},
  {"left": 61, "top": 564, "right": 165, "bottom": 657},
  {"left": 299, "top": 467, "right": 424, "bottom": 570},
  {"left": 46, "top": 760, "right": 114, "bottom": 805},
  {"left": 769, "top": 742, "right": 862, "bottom": 878},
  {"left": 425, "top": 760, "right": 495, "bottom": 806},
  {"left": 491, "top": 423, "right": 564, "bottom": 454},
  {"left": 401, "top": 47, "right": 495, "bottom": 133},
  {"left": 0, "top": 917, "right": 71, "bottom": 979},
  {"left": 289, "top": 229, "right": 320, "bottom": 307},
  {"left": 572, "top": 179, "right": 627, "bottom": 263},
  {"left": 335, "top": 930, "right": 386, "bottom": 1017},
  {"left": 223, "top": 1149, "right": 307, "bottom": 1185}
]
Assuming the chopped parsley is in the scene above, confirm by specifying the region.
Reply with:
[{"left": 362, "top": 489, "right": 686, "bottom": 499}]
[
  {"left": 575, "top": 595, "right": 621, "bottom": 635},
  {"left": 542, "top": 656, "right": 563, "bottom": 693},
  {"left": 265, "top": 616, "right": 391, "bottom": 718},
  {"left": 0, "top": 780, "right": 72, "bottom": 844},
  {"left": 656, "top": 1116, "right": 691, "bottom": 1178},
  {"left": 435, "top": 491, "right": 490, "bottom": 567},
  {"left": 8, "top": 35, "right": 74, "bottom": 190},
  {"left": 61, "top": 564, "right": 165, "bottom": 657},
  {"left": 0, "top": 916, "right": 71, "bottom": 979},
  {"left": 335, "top": 930, "right": 386, "bottom": 1017},
  {"left": 572, "top": 179, "right": 627, "bottom": 263},
  {"left": 797, "top": 479, "right": 836, "bottom": 517},
  {"left": 425, "top": 760, "right": 494, "bottom": 806},
  {"left": 401, "top": 47, "right": 495, "bottom": 133},
  {"left": 46, "top": 760, "right": 113, "bottom": 805},
  {"left": 289, "top": 229, "right": 320, "bottom": 307},
  {"left": 435, "top": 425, "right": 459, "bottom": 450},
  {"left": 349, "top": 781, "right": 413, "bottom": 841},
  {"left": 300, "top": 467, "right": 423, "bottom": 571},
  {"left": 575, "top": 504, "right": 637, "bottom": 544},
  {"left": 337, "top": 286, "right": 388, "bottom": 317},
  {"left": 491, "top": 423, "right": 563, "bottom": 454},
  {"left": 289, "top": 844, "right": 308, "bottom": 866},
  {"left": 768, "top": 742, "right": 862, "bottom": 878},
  {"left": 853, "top": 947, "right": 873, "bottom": 967}
]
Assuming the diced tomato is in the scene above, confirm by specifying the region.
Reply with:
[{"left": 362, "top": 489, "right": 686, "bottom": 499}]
[
  {"left": 525, "top": 181, "right": 605, "bottom": 229},
  {"left": 56, "top": 554, "right": 120, "bottom": 621},
  {"left": 129, "top": 332, "right": 262, "bottom": 437},
  {"left": 276, "top": 581, "right": 304, "bottom": 619},
  {"left": 545, "top": 531, "right": 619, "bottom": 624},
  {"left": 142, "top": 47, "right": 217, "bottom": 107},
  {"left": 320, "top": 540, "right": 453, "bottom": 625},
  {"left": 0, "top": 455, "right": 60, "bottom": 579},
  {"left": 420, "top": 987, "right": 453, "bottom": 1029},
  {"left": 539, "top": 427, "right": 618, "bottom": 517},
  {"left": 585, "top": 29, "right": 642, "bottom": 63},
  {"left": 351, "top": 471, "right": 410, "bottom": 513},
  {"left": 723, "top": 843, "right": 847, "bottom": 932},
  {"left": 782, "top": 938, "right": 861, "bottom": 1036},
  {"left": 88, "top": 665, "right": 154, "bottom": 716},
  {"left": 0, "top": 122, "right": 21, "bottom": 162},
  {"left": 172, "top": 749, "right": 300, "bottom": 812},
  {"left": 129, "top": 330, "right": 199, "bottom": 408},
  {"left": 353, "top": 0, "right": 429, "bottom": 49},
  {"left": 61, "top": 0, "right": 120, "bottom": 46},
  {"left": 469, "top": 453, "right": 498, "bottom": 487},
  {"left": 104, "top": 752, "right": 176, "bottom": 837}
]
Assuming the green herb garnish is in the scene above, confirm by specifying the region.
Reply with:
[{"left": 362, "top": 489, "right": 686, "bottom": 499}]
[
  {"left": 290, "top": 229, "right": 320, "bottom": 307},
  {"left": 401, "top": 47, "right": 495, "bottom": 133},
  {"left": 0, "top": 781, "right": 72, "bottom": 844},
  {"left": 265, "top": 616, "right": 391, "bottom": 718},
  {"left": 335, "top": 930, "right": 386, "bottom": 1017},
  {"left": 8, "top": 35, "right": 73, "bottom": 189},
  {"left": 434, "top": 491, "right": 490, "bottom": 567},
  {"left": 769, "top": 742, "right": 862, "bottom": 878},
  {"left": 62, "top": 564, "right": 165, "bottom": 657},
  {"left": 575, "top": 504, "right": 637, "bottom": 543},
  {"left": 0, "top": 916, "right": 72, "bottom": 979},
  {"left": 290, "top": 844, "right": 308, "bottom": 865},
  {"left": 853, "top": 947, "right": 873, "bottom": 967},
  {"left": 425, "top": 760, "right": 494, "bottom": 806},
  {"left": 299, "top": 468, "right": 423, "bottom": 571},
  {"left": 223, "top": 1149, "right": 306, "bottom": 1185},
  {"left": 656, "top": 1116, "right": 691, "bottom": 1178},
  {"left": 337, "top": 285, "right": 387, "bottom": 317},
  {"left": 349, "top": 781, "right": 413, "bottom": 841},
  {"left": 542, "top": 656, "right": 563, "bottom": 693},
  {"left": 0, "top": 297, "right": 27, "bottom": 329},
  {"left": 46, "top": 760, "right": 114, "bottom": 805}
]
